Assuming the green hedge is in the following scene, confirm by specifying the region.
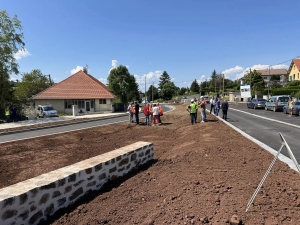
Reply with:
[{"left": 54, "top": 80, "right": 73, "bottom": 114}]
[{"left": 270, "top": 88, "right": 300, "bottom": 96}]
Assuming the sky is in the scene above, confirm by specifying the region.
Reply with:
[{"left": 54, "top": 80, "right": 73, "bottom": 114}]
[{"left": 3, "top": 0, "right": 300, "bottom": 92}]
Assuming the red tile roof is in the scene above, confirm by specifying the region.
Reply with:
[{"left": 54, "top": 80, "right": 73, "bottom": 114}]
[
  {"left": 256, "top": 69, "right": 287, "bottom": 76},
  {"left": 33, "top": 70, "right": 115, "bottom": 99},
  {"left": 293, "top": 59, "right": 300, "bottom": 71}
]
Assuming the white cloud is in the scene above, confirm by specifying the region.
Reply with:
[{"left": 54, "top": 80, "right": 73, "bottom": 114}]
[
  {"left": 99, "top": 78, "right": 108, "bottom": 85},
  {"left": 14, "top": 48, "right": 31, "bottom": 60},
  {"left": 196, "top": 75, "right": 207, "bottom": 84},
  {"left": 70, "top": 66, "right": 84, "bottom": 75},
  {"left": 108, "top": 60, "right": 118, "bottom": 74}
]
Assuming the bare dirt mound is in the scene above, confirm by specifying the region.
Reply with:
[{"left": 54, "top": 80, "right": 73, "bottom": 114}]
[{"left": 1, "top": 104, "right": 300, "bottom": 224}]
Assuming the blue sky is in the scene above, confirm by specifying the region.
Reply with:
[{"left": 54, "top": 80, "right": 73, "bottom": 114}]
[{"left": 4, "top": 0, "right": 300, "bottom": 91}]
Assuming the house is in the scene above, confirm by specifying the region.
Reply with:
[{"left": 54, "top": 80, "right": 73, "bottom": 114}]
[
  {"left": 33, "top": 70, "right": 115, "bottom": 114},
  {"left": 255, "top": 69, "right": 288, "bottom": 85},
  {"left": 288, "top": 58, "right": 300, "bottom": 81}
]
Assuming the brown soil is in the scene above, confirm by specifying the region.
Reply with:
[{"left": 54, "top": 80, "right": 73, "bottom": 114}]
[{"left": 1, "top": 104, "right": 300, "bottom": 225}]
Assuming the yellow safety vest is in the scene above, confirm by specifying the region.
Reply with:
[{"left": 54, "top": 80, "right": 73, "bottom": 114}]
[{"left": 5, "top": 110, "right": 10, "bottom": 116}]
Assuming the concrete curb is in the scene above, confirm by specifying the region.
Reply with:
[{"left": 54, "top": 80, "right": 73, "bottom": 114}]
[
  {"left": 206, "top": 109, "right": 299, "bottom": 172},
  {"left": 229, "top": 107, "right": 300, "bottom": 129},
  {"left": 0, "top": 113, "right": 128, "bottom": 136}
]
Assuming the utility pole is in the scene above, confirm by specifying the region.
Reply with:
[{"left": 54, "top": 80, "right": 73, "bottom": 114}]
[
  {"left": 222, "top": 74, "right": 225, "bottom": 98},
  {"left": 268, "top": 66, "right": 270, "bottom": 100},
  {"left": 47, "top": 74, "right": 52, "bottom": 86}
]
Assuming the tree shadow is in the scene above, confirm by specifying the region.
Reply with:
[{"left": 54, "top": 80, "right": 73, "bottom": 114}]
[{"left": 38, "top": 159, "right": 158, "bottom": 225}]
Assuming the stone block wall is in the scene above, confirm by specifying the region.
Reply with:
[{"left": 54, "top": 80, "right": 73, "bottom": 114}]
[{"left": 0, "top": 141, "right": 153, "bottom": 225}]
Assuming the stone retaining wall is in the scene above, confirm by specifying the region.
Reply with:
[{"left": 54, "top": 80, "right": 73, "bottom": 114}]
[{"left": 0, "top": 141, "right": 153, "bottom": 225}]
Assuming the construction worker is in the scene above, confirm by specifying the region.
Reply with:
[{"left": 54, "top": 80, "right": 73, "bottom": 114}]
[
  {"left": 5, "top": 107, "right": 10, "bottom": 123},
  {"left": 194, "top": 98, "right": 198, "bottom": 122},
  {"left": 186, "top": 99, "right": 197, "bottom": 125},
  {"left": 158, "top": 103, "right": 163, "bottom": 124}
]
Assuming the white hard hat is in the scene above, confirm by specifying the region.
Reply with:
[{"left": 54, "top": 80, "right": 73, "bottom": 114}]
[{"left": 191, "top": 99, "right": 194, "bottom": 102}]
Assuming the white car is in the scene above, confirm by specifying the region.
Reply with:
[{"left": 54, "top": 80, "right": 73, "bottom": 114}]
[{"left": 37, "top": 104, "right": 58, "bottom": 117}]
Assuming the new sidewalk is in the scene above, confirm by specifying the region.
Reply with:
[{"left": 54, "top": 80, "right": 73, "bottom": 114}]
[{"left": 0, "top": 112, "right": 128, "bottom": 130}]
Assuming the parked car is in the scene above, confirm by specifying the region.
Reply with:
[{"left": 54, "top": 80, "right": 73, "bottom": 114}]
[
  {"left": 247, "top": 98, "right": 267, "bottom": 109},
  {"left": 264, "top": 95, "right": 289, "bottom": 112},
  {"left": 283, "top": 101, "right": 300, "bottom": 116},
  {"left": 37, "top": 104, "right": 58, "bottom": 118},
  {"left": 182, "top": 96, "right": 187, "bottom": 99}
]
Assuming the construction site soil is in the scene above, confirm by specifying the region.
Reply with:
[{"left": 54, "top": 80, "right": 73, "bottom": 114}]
[{"left": 1, "top": 104, "right": 300, "bottom": 225}]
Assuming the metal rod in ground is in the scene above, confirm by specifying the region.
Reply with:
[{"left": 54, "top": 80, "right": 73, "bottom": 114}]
[
  {"left": 245, "top": 144, "right": 284, "bottom": 212},
  {"left": 279, "top": 133, "right": 300, "bottom": 173}
]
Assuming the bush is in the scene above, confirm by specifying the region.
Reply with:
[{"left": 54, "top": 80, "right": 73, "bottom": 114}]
[{"left": 270, "top": 88, "right": 300, "bottom": 96}]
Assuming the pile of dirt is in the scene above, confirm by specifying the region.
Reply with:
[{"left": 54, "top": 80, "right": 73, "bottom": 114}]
[{"left": 1, "top": 104, "right": 300, "bottom": 224}]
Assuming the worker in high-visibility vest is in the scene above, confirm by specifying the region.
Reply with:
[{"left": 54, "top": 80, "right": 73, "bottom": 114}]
[
  {"left": 157, "top": 103, "right": 163, "bottom": 124},
  {"left": 186, "top": 99, "right": 197, "bottom": 125},
  {"left": 194, "top": 98, "right": 198, "bottom": 122},
  {"left": 5, "top": 107, "right": 10, "bottom": 123}
]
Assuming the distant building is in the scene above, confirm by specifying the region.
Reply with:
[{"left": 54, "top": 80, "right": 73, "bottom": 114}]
[
  {"left": 33, "top": 70, "right": 115, "bottom": 113},
  {"left": 255, "top": 69, "right": 287, "bottom": 85},
  {"left": 288, "top": 58, "right": 300, "bottom": 81}
]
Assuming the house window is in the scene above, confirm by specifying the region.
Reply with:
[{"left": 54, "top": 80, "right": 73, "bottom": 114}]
[
  {"left": 99, "top": 99, "right": 107, "bottom": 104},
  {"left": 64, "top": 100, "right": 73, "bottom": 109}
]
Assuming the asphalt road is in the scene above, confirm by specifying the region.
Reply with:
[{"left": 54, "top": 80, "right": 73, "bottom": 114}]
[
  {"left": 0, "top": 104, "right": 173, "bottom": 143},
  {"left": 227, "top": 103, "right": 300, "bottom": 162}
]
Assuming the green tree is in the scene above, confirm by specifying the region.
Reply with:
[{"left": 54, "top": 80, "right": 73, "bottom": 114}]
[
  {"left": 270, "top": 75, "right": 281, "bottom": 82},
  {"left": 146, "top": 85, "right": 159, "bottom": 101},
  {"left": 161, "top": 82, "right": 177, "bottom": 100},
  {"left": 108, "top": 65, "right": 139, "bottom": 103},
  {"left": 178, "top": 87, "right": 187, "bottom": 96},
  {"left": 244, "top": 70, "right": 265, "bottom": 96},
  {"left": 190, "top": 79, "right": 200, "bottom": 92},
  {"left": 14, "top": 69, "right": 53, "bottom": 105},
  {"left": 0, "top": 10, "right": 25, "bottom": 116},
  {"left": 158, "top": 71, "right": 171, "bottom": 91}
]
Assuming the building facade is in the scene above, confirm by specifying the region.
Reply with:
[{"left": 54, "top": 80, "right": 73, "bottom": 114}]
[
  {"left": 288, "top": 58, "right": 300, "bottom": 81},
  {"left": 33, "top": 70, "right": 115, "bottom": 114}
]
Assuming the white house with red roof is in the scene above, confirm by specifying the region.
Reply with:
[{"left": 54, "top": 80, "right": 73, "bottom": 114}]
[
  {"left": 33, "top": 70, "right": 115, "bottom": 114},
  {"left": 288, "top": 58, "right": 300, "bottom": 81}
]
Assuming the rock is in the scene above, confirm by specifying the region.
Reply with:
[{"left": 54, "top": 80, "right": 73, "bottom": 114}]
[{"left": 230, "top": 215, "right": 242, "bottom": 225}]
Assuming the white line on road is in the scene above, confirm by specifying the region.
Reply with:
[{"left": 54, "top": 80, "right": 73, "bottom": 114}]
[{"left": 230, "top": 108, "right": 300, "bottom": 129}]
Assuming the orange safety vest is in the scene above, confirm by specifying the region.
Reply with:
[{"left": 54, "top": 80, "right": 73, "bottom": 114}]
[
  {"left": 149, "top": 107, "right": 153, "bottom": 115},
  {"left": 132, "top": 107, "right": 136, "bottom": 114},
  {"left": 158, "top": 106, "right": 163, "bottom": 115}
]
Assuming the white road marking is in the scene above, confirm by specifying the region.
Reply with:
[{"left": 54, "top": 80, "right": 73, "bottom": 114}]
[{"left": 208, "top": 109, "right": 299, "bottom": 172}]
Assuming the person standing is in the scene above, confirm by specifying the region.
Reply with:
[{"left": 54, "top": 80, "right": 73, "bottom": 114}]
[
  {"left": 134, "top": 101, "right": 140, "bottom": 125},
  {"left": 152, "top": 104, "right": 159, "bottom": 126},
  {"left": 11, "top": 106, "right": 17, "bottom": 122},
  {"left": 200, "top": 97, "right": 206, "bottom": 123},
  {"left": 158, "top": 103, "right": 163, "bottom": 124},
  {"left": 288, "top": 97, "right": 295, "bottom": 117},
  {"left": 5, "top": 107, "right": 10, "bottom": 123},
  {"left": 215, "top": 98, "right": 220, "bottom": 116},
  {"left": 210, "top": 96, "right": 215, "bottom": 114},
  {"left": 143, "top": 103, "right": 150, "bottom": 125},
  {"left": 127, "top": 102, "right": 134, "bottom": 123},
  {"left": 194, "top": 98, "right": 198, "bottom": 122},
  {"left": 186, "top": 99, "right": 197, "bottom": 125},
  {"left": 221, "top": 99, "right": 229, "bottom": 121}
]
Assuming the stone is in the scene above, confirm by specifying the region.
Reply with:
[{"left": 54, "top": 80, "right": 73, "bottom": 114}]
[
  {"left": 68, "top": 174, "right": 76, "bottom": 182},
  {"left": 87, "top": 181, "right": 96, "bottom": 187},
  {"left": 109, "top": 167, "right": 117, "bottom": 173},
  {"left": 119, "top": 158, "right": 129, "bottom": 167},
  {"left": 131, "top": 153, "right": 137, "bottom": 161},
  {"left": 44, "top": 203, "right": 54, "bottom": 216},
  {"left": 52, "top": 191, "right": 61, "bottom": 198},
  {"left": 65, "top": 185, "right": 72, "bottom": 193},
  {"left": 29, "top": 210, "right": 43, "bottom": 225},
  {"left": 230, "top": 214, "right": 242, "bottom": 225},
  {"left": 40, "top": 182, "right": 56, "bottom": 190},
  {"left": 69, "top": 187, "right": 83, "bottom": 201},
  {"left": 19, "top": 193, "right": 28, "bottom": 205},
  {"left": 85, "top": 168, "right": 92, "bottom": 174},
  {"left": 98, "top": 173, "right": 106, "bottom": 180},
  {"left": 57, "top": 197, "right": 66, "bottom": 207},
  {"left": 1, "top": 209, "right": 18, "bottom": 220},
  {"left": 18, "top": 209, "right": 29, "bottom": 220},
  {"left": 39, "top": 193, "right": 50, "bottom": 205},
  {"left": 95, "top": 163, "right": 102, "bottom": 172},
  {"left": 73, "top": 180, "right": 84, "bottom": 187},
  {"left": 58, "top": 178, "right": 66, "bottom": 187}
]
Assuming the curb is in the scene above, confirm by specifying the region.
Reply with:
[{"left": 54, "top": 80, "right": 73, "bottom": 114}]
[
  {"left": 206, "top": 109, "right": 299, "bottom": 172},
  {"left": 0, "top": 113, "right": 128, "bottom": 136}
]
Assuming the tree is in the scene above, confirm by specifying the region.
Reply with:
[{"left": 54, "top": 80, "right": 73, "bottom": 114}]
[
  {"left": 107, "top": 65, "right": 139, "bottom": 103},
  {"left": 0, "top": 10, "right": 25, "bottom": 116},
  {"left": 244, "top": 70, "right": 265, "bottom": 96},
  {"left": 14, "top": 69, "right": 53, "bottom": 105},
  {"left": 178, "top": 87, "right": 187, "bottom": 96},
  {"left": 270, "top": 75, "right": 281, "bottom": 82},
  {"left": 158, "top": 71, "right": 171, "bottom": 91},
  {"left": 146, "top": 85, "right": 159, "bottom": 101},
  {"left": 160, "top": 82, "right": 177, "bottom": 100},
  {"left": 190, "top": 79, "right": 200, "bottom": 92}
]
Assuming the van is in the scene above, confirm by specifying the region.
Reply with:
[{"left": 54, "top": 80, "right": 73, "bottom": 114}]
[
  {"left": 264, "top": 95, "right": 289, "bottom": 112},
  {"left": 37, "top": 104, "right": 58, "bottom": 118}
]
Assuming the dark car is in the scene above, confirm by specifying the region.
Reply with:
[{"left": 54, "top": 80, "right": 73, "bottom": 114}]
[
  {"left": 247, "top": 98, "right": 267, "bottom": 109},
  {"left": 283, "top": 101, "right": 300, "bottom": 116}
]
